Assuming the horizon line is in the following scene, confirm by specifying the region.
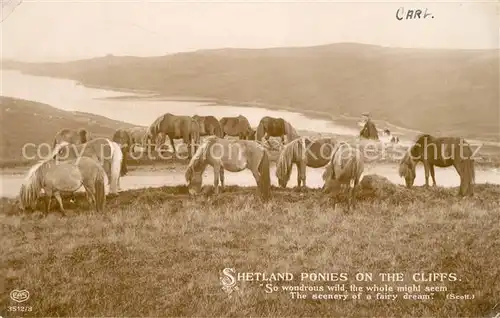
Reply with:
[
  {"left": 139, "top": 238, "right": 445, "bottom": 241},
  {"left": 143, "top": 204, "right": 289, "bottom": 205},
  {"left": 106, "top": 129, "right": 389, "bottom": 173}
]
[{"left": 2, "top": 41, "right": 499, "bottom": 64}]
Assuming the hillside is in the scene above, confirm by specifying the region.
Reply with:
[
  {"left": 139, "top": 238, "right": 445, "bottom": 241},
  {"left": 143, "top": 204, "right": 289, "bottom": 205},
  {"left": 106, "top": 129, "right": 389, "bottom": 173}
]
[
  {"left": 3, "top": 43, "right": 499, "bottom": 141},
  {"left": 0, "top": 96, "right": 136, "bottom": 164},
  {"left": 1, "top": 179, "right": 500, "bottom": 316}
]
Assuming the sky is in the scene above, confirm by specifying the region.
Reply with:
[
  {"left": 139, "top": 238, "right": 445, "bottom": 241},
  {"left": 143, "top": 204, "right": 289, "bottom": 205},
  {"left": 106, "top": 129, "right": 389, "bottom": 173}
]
[{"left": 1, "top": 0, "right": 498, "bottom": 62}]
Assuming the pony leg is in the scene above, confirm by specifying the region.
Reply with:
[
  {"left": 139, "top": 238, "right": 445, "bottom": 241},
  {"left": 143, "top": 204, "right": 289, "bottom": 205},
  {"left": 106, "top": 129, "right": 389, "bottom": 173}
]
[
  {"left": 430, "top": 165, "right": 437, "bottom": 186},
  {"left": 345, "top": 179, "right": 357, "bottom": 212},
  {"left": 44, "top": 194, "right": 52, "bottom": 216},
  {"left": 54, "top": 192, "right": 66, "bottom": 216},
  {"left": 453, "top": 161, "right": 465, "bottom": 196},
  {"left": 265, "top": 134, "right": 272, "bottom": 148},
  {"left": 84, "top": 186, "right": 97, "bottom": 212},
  {"left": 423, "top": 161, "right": 430, "bottom": 187},
  {"left": 296, "top": 163, "right": 302, "bottom": 188},
  {"left": 351, "top": 177, "right": 360, "bottom": 210},
  {"left": 103, "top": 160, "right": 112, "bottom": 185},
  {"left": 169, "top": 137, "right": 176, "bottom": 156},
  {"left": 220, "top": 168, "right": 225, "bottom": 192},
  {"left": 251, "top": 170, "right": 261, "bottom": 188},
  {"left": 213, "top": 165, "right": 221, "bottom": 194},
  {"left": 299, "top": 161, "right": 307, "bottom": 190}
]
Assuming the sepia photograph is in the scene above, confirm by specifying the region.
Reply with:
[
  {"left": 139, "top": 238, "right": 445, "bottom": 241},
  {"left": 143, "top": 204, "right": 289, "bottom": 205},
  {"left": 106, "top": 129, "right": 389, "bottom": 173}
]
[{"left": 0, "top": 0, "right": 499, "bottom": 317}]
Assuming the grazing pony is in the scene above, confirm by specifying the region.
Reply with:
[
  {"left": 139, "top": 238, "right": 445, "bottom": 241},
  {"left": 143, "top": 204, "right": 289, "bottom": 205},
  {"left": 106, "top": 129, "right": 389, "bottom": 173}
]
[
  {"left": 123, "top": 126, "right": 149, "bottom": 153},
  {"left": 219, "top": 115, "right": 255, "bottom": 140},
  {"left": 144, "top": 113, "right": 201, "bottom": 159},
  {"left": 322, "top": 142, "right": 364, "bottom": 211},
  {"left": 53, "top": 128, "right": 90, "bottom": 148},
  {"left": 398, "top": 134, "right": 475, "bottom": 196},
  {"left": 192, "top": 115, "right": 223, "bottom": 137},
  {"left": 275, "top": 137, "right": 336, "bottom": 189},
  {"left": 52, "top": 138, "right": 123, "bottom": 195},
  {"left": 256, "top": 117, "right": 300, "bottom": 146},
  {"left": 380, "top": 129, "right": 400, "bottom": 144},
  {"left": 185, "top": 136, "right": 271, "bottom": 201},
  {"left": 18, "top": 156, "right": 106, "bottom": 216}
]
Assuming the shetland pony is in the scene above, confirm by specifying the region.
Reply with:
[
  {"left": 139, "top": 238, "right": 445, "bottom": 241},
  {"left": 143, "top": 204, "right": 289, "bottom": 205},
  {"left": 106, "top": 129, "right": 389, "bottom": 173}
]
[
  {"left": 185, "top": 136, "right": 271, "bottom": 201},
  {"left": 53, "top": 128, "right": 90, "bottom": 148},
  {"left": 219, "top": 115, "right": 255, "bottom": 140},
  {"left": 52, "top": 138, "right": 123, "bottom": 195},
  {"left": 192, "top": 115, "right": 223, "bottom": 137},
  {"left": 256, "top": 117, "right": 300, "bottom": 146},
  {"left": 275, "top": 137, "right": 336, "bottom": 189},
  {"left": 19, "top": 156, "right": 106, "bottom": 215},
  {"left": 398, "top": 134, "right": 475, "bottom": 196},
  {"left": 322, "top": 142, "right": 364, "bottom": 211},
  {"left": 144, "top": 113, "right": 201, "bottom": 159}
]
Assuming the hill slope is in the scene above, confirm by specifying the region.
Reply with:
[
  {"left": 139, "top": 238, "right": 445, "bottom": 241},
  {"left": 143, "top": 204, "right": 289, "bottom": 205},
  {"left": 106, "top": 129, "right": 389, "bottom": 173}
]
[
  {"left": 0, "top": 96, "right": 136, "bottom": 164},
  {"left": 3, "top": 43, "right": 499, "bottom": 140}
]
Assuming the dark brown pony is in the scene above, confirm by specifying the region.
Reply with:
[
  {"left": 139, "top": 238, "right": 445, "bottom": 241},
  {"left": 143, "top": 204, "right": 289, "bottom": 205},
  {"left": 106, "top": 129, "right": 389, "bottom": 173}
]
[
  {"left": 192, "top": 115, "right": 223, "bottom": 137},
  {"left": 256, "top": 116, "right": 300, "bottom": 146},
  {"left": 219, "top": 115, "right": 254, "bottom": 140},
  {"left": 112, "top": 128, "right": 133, "bottom": 176},
  {"left": 53, "top": 128, "right": 90, "bottom": 148},
  {"left": 398, "top": 134, "right": 475, "bottom": 196},
  {"left": 144, "top": 113, "right": 201, "bottom": 159}
]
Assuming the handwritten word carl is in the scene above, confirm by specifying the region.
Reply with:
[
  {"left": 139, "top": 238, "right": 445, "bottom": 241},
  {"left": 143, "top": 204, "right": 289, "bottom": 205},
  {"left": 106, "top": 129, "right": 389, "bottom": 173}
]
[{"left": 396, "top": 7, "right": 434, "bottom": 20}]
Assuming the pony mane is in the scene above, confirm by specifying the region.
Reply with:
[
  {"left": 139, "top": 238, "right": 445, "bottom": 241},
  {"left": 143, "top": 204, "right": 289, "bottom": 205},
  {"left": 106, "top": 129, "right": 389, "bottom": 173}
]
[
  {"left": 146, "top": 114, "right": 165, "bottom": 141},
  {"left": 19, "top": 158, "right": 53, "bottom": 209},
  {"left": 185, "top": 136, "right": 217, "bottom": 182},
  {"left": 275, "top": 137, "right": 306, "bottom": 184}
]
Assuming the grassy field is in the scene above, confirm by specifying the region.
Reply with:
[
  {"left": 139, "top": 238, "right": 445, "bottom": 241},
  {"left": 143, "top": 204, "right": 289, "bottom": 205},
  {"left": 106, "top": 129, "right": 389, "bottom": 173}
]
[
  {"left": 4, "top": 43, "right": 499, "bottom": 141},
  {"left": 1, "top": 176, "right": 499, "bottom": 317}
]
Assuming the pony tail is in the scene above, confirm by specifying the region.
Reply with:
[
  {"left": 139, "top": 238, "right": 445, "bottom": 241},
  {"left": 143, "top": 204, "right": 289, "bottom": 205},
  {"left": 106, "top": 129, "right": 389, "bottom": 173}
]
[
  {"left": 185, "top": 165, "right": 193, "bottom": 183},
  {"left": 215, "top": 122, "right": 223, "bottom": 138},
  {"left": 275, "top": 139, "right": 299, "bottom": 187},
  {"left": 460, "top": 157, "right": 475, "bottom": 196},
  {"left": 256, "top": 122, "right": 265, "bottom": 142},
  {"left": 259, "top": 150, "right": 271, "bottom": 201},
  {"left": 94, "top": 170, "right": 106, "bottom": 212}
]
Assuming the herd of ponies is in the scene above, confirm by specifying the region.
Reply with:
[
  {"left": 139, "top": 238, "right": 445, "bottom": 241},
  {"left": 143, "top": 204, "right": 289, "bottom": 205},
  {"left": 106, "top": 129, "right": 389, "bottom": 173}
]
[{"left": 17, "top": 113, "right": 476, "bottom": 216}]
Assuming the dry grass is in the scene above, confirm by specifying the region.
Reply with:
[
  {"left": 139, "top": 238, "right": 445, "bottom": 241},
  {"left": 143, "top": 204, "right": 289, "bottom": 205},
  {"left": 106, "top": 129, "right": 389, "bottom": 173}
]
[{"left": 1, "top": 177, "right": 499, "bottom": 317}]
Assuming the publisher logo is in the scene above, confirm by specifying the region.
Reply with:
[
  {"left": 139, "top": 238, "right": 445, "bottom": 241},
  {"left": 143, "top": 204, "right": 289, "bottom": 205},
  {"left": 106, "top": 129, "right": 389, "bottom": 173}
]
[{"left": 10, "top": 289, "right": 30, "bottom": 303}]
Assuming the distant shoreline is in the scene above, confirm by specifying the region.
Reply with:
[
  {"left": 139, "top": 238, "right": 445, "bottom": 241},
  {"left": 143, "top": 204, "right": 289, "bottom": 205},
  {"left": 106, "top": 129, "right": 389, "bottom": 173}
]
[
  {"left": 97, "top": 91, "right": 418, "bottom": 137},
  {"left": 6, "top": 69, "right": 500, "bottom": 143}
]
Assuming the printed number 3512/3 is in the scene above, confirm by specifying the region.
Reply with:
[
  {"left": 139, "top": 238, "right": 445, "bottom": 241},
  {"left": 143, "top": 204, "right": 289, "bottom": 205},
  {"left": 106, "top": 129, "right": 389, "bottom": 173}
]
[{"left": 8, "top": 306, "right": 33, "bottom": 312}]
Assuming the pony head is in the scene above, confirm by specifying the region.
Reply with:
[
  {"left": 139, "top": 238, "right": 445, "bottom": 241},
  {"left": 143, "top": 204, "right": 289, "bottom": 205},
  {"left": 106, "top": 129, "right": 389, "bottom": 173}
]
[
  {"left": 185, "top": 165, "right": 203, "bottom": 195},
  {"left": 18, "top": 160, "right": 50, "bottom": 211},
  {"left": 248, "top": 127, "right": 257, "bottom": 140},
  {"left": 184, "top": 137, "right": 214, "bottom": 195},
  {"left": 51, "top": 141, "right": 71, "bottom": 159},
  {"left": 399, "top": 151, "right": 416, "bottom": 188},
  {"left": 78, "top": 129, "right": 90, "bottom": 143},
  {"left": 322, "top": 178, "right": 342, "bottom": 195}
]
